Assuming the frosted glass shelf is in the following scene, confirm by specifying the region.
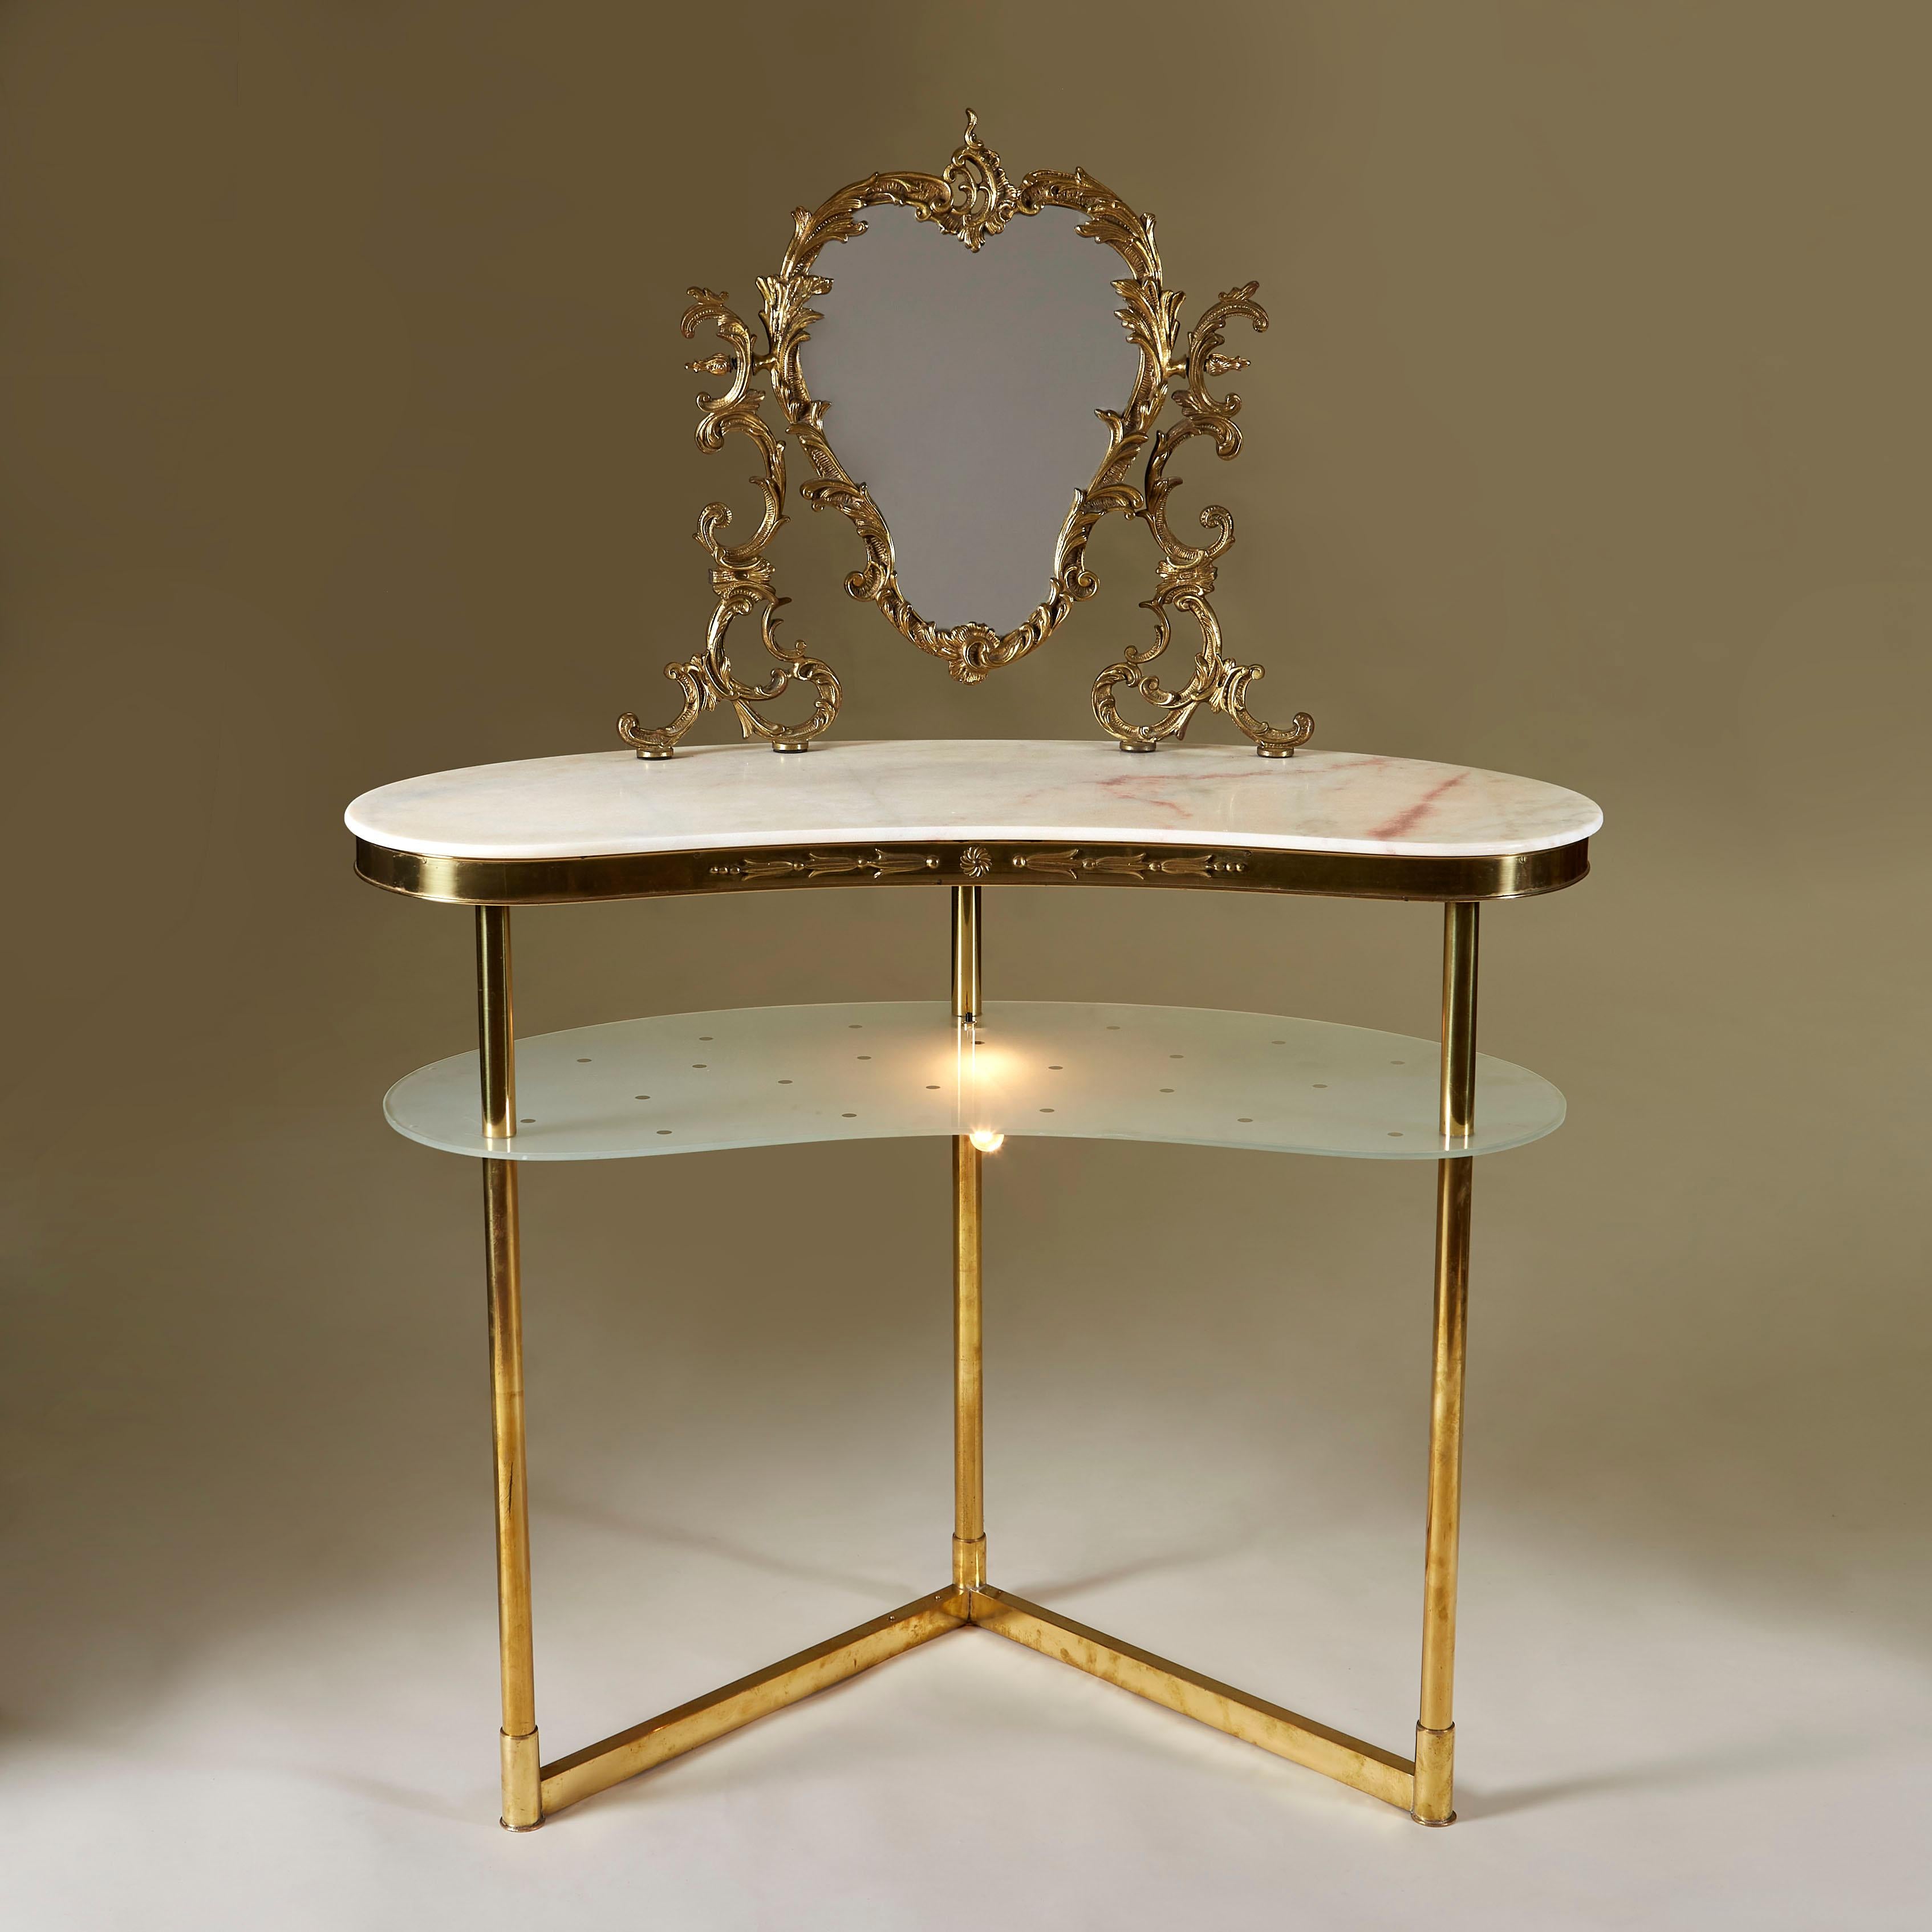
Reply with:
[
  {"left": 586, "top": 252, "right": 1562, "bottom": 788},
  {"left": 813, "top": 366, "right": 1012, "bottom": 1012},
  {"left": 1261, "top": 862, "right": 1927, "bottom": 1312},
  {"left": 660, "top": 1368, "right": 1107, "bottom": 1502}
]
[{"left": 384, "top": 1001, "right": 1563, "bottom": 1163}]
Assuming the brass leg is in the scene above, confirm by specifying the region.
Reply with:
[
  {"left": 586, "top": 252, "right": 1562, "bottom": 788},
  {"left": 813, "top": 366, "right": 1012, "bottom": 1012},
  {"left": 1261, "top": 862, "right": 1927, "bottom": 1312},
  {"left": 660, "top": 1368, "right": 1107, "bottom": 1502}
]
[
  {"left": 478, "top": 907, "right": 541, "bottom": 1830},
  {"left": 1414, "top": 901, "right": 1478, "bottom": 1825},
  {"left": 951, "top": 887, "right": 987, "bottom": 1590}
]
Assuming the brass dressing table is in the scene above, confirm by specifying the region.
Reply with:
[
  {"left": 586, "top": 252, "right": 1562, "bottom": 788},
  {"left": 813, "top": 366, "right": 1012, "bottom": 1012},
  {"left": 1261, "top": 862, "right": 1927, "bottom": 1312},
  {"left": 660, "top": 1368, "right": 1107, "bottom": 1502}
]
[{"left": 346, "top": 123, "right": 1600, "bottom": 1834}]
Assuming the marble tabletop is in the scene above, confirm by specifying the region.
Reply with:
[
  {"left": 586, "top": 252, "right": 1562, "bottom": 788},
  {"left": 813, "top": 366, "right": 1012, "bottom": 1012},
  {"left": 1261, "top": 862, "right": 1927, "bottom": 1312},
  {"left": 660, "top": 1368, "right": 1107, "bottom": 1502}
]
[{"left": 345, "top": 740, "right": 1602, "bottom": 862}]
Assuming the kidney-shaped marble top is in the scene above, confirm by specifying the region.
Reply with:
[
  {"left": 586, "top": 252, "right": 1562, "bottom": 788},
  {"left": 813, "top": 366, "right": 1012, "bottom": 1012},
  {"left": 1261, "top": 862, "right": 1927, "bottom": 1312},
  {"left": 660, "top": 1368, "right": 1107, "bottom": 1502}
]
[{"left": 345, "top": 740, "right": 1601, "bottom": 862}]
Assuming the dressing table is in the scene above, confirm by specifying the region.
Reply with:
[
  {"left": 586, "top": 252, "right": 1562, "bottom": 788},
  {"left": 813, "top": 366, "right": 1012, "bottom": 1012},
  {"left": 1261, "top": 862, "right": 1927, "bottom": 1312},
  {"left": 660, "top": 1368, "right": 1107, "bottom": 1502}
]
[{"left": 347, "top": 121, "right": 1600, "bottom": 1834}]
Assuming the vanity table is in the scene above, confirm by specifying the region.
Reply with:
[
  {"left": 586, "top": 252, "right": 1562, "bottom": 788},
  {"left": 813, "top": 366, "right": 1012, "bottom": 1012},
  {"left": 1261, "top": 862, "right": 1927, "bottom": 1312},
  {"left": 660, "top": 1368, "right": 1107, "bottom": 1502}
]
[{"left": 348, "top": 737, "right": 1600, "bottom": 1829}]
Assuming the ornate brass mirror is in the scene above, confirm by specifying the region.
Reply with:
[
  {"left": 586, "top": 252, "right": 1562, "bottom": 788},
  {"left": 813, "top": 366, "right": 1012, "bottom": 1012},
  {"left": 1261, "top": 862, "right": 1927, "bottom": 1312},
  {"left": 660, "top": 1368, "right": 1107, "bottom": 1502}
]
[{"left": 619, "top": 115, "right": 1313, "bottom": 759}]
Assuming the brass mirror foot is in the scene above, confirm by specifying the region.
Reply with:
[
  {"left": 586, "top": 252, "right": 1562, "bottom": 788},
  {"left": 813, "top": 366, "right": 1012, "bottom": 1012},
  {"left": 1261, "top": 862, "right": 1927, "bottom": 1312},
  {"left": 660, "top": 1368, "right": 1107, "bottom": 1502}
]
[
  {"left": 1092, "top": 635, "right": 1314, "bottom": 758},
  {"left": 619, "top": 288, "right": 843, "bottom": 762},
  {"left": 1087, "top": 282, "right": 1314, "bottom": 757}
]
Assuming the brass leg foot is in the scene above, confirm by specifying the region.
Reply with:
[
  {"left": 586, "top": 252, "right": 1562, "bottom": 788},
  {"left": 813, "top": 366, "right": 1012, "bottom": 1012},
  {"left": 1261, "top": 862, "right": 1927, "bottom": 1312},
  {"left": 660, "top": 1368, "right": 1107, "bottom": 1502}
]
[
  {"left": 1411, "top": 1721, "right": 1456, "bottom": 1824},
  {"left": 500, "top": 1726, "right": 543, "bottom": 1830}
]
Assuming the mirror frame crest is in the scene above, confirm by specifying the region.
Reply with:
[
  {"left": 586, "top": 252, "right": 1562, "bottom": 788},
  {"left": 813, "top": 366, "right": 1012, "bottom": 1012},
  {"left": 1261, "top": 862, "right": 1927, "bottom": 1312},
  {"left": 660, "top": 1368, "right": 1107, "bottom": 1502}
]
[{"left": 619, "top": 115, "right": 1313, "bottom": 759}]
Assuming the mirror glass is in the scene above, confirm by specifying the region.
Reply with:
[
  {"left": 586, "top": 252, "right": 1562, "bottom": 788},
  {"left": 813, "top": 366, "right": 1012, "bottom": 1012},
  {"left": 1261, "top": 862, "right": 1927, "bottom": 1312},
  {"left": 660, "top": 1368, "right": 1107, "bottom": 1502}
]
[{"left": 803, "top": 204, "right": 1141, "bottom": 638}]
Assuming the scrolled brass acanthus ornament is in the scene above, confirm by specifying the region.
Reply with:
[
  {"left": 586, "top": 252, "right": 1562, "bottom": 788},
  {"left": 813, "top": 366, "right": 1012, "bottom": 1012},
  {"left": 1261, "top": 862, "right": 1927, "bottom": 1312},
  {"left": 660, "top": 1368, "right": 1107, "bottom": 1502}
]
[
  {"left": 617, "top": 290, "right": 841, "bottom": 758},
  {"left": 620, "top": 115, "right": 1311, "bottom": 760},
  {"left": 1093, "top": 285, "right": 1313, "bottom": 757}
]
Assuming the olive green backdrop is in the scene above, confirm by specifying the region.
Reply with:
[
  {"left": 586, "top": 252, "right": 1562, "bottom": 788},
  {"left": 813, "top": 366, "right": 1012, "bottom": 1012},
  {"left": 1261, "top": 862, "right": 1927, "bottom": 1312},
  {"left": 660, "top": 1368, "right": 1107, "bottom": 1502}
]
[{"left": 1, "top": 3, "right": 1925, "bottom": 1924}]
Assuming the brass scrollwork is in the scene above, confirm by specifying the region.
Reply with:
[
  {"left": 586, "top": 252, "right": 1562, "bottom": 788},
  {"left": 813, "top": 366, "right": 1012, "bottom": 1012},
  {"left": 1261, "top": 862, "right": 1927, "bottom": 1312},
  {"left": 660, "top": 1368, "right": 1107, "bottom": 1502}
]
[
  {"left": 620, "top": 119, "right": 1310, "bottom": 759},
  {"left": 618, "top": 290, "right": 841, "bottom": 758},
  {"left": 1093, "top": 285, "right": 1314, "bottom": 757}
]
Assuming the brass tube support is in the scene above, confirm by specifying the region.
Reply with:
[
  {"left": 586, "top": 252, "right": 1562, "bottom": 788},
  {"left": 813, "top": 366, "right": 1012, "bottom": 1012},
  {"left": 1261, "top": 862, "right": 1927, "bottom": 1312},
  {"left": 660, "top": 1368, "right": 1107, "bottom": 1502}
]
[
  {"left": 951, "top": 883, "right": 981, "bottom": 1023},
  {"left": 951, "top": 886, "right": 987, "bottom": 1588},
  {"left": 477, "top": 904, "right": 516, "bottom": 1140},
  {"left": 952, "top": 1137, "right": 985, "bottom": 1587},
  {"left": 1414, "top": 900, "right": 1478, "bottom": 1825},
  {"left": 1437, "top": 899, "right": 1479, "bottom": 1143},
  {"left": 477, "top": 907, "right": 541, "bottom": 1830}
]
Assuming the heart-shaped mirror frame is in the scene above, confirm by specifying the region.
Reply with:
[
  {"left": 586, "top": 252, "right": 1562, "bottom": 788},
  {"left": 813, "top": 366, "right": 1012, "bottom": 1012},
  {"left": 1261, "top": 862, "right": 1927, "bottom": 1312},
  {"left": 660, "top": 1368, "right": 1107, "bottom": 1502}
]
[{"left": 620, "top": 117, "right": 1313, "bottom": 760}]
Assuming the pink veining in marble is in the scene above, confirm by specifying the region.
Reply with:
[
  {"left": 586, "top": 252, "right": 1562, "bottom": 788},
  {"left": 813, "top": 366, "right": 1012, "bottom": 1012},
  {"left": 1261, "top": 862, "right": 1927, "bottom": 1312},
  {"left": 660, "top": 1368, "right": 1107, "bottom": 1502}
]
[
  {"left": 346, "top": 740, "right": 1603, "bottom": 862},
  {"left": 1367, "top": 769, "right": 1471, "bottom": 841}
]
